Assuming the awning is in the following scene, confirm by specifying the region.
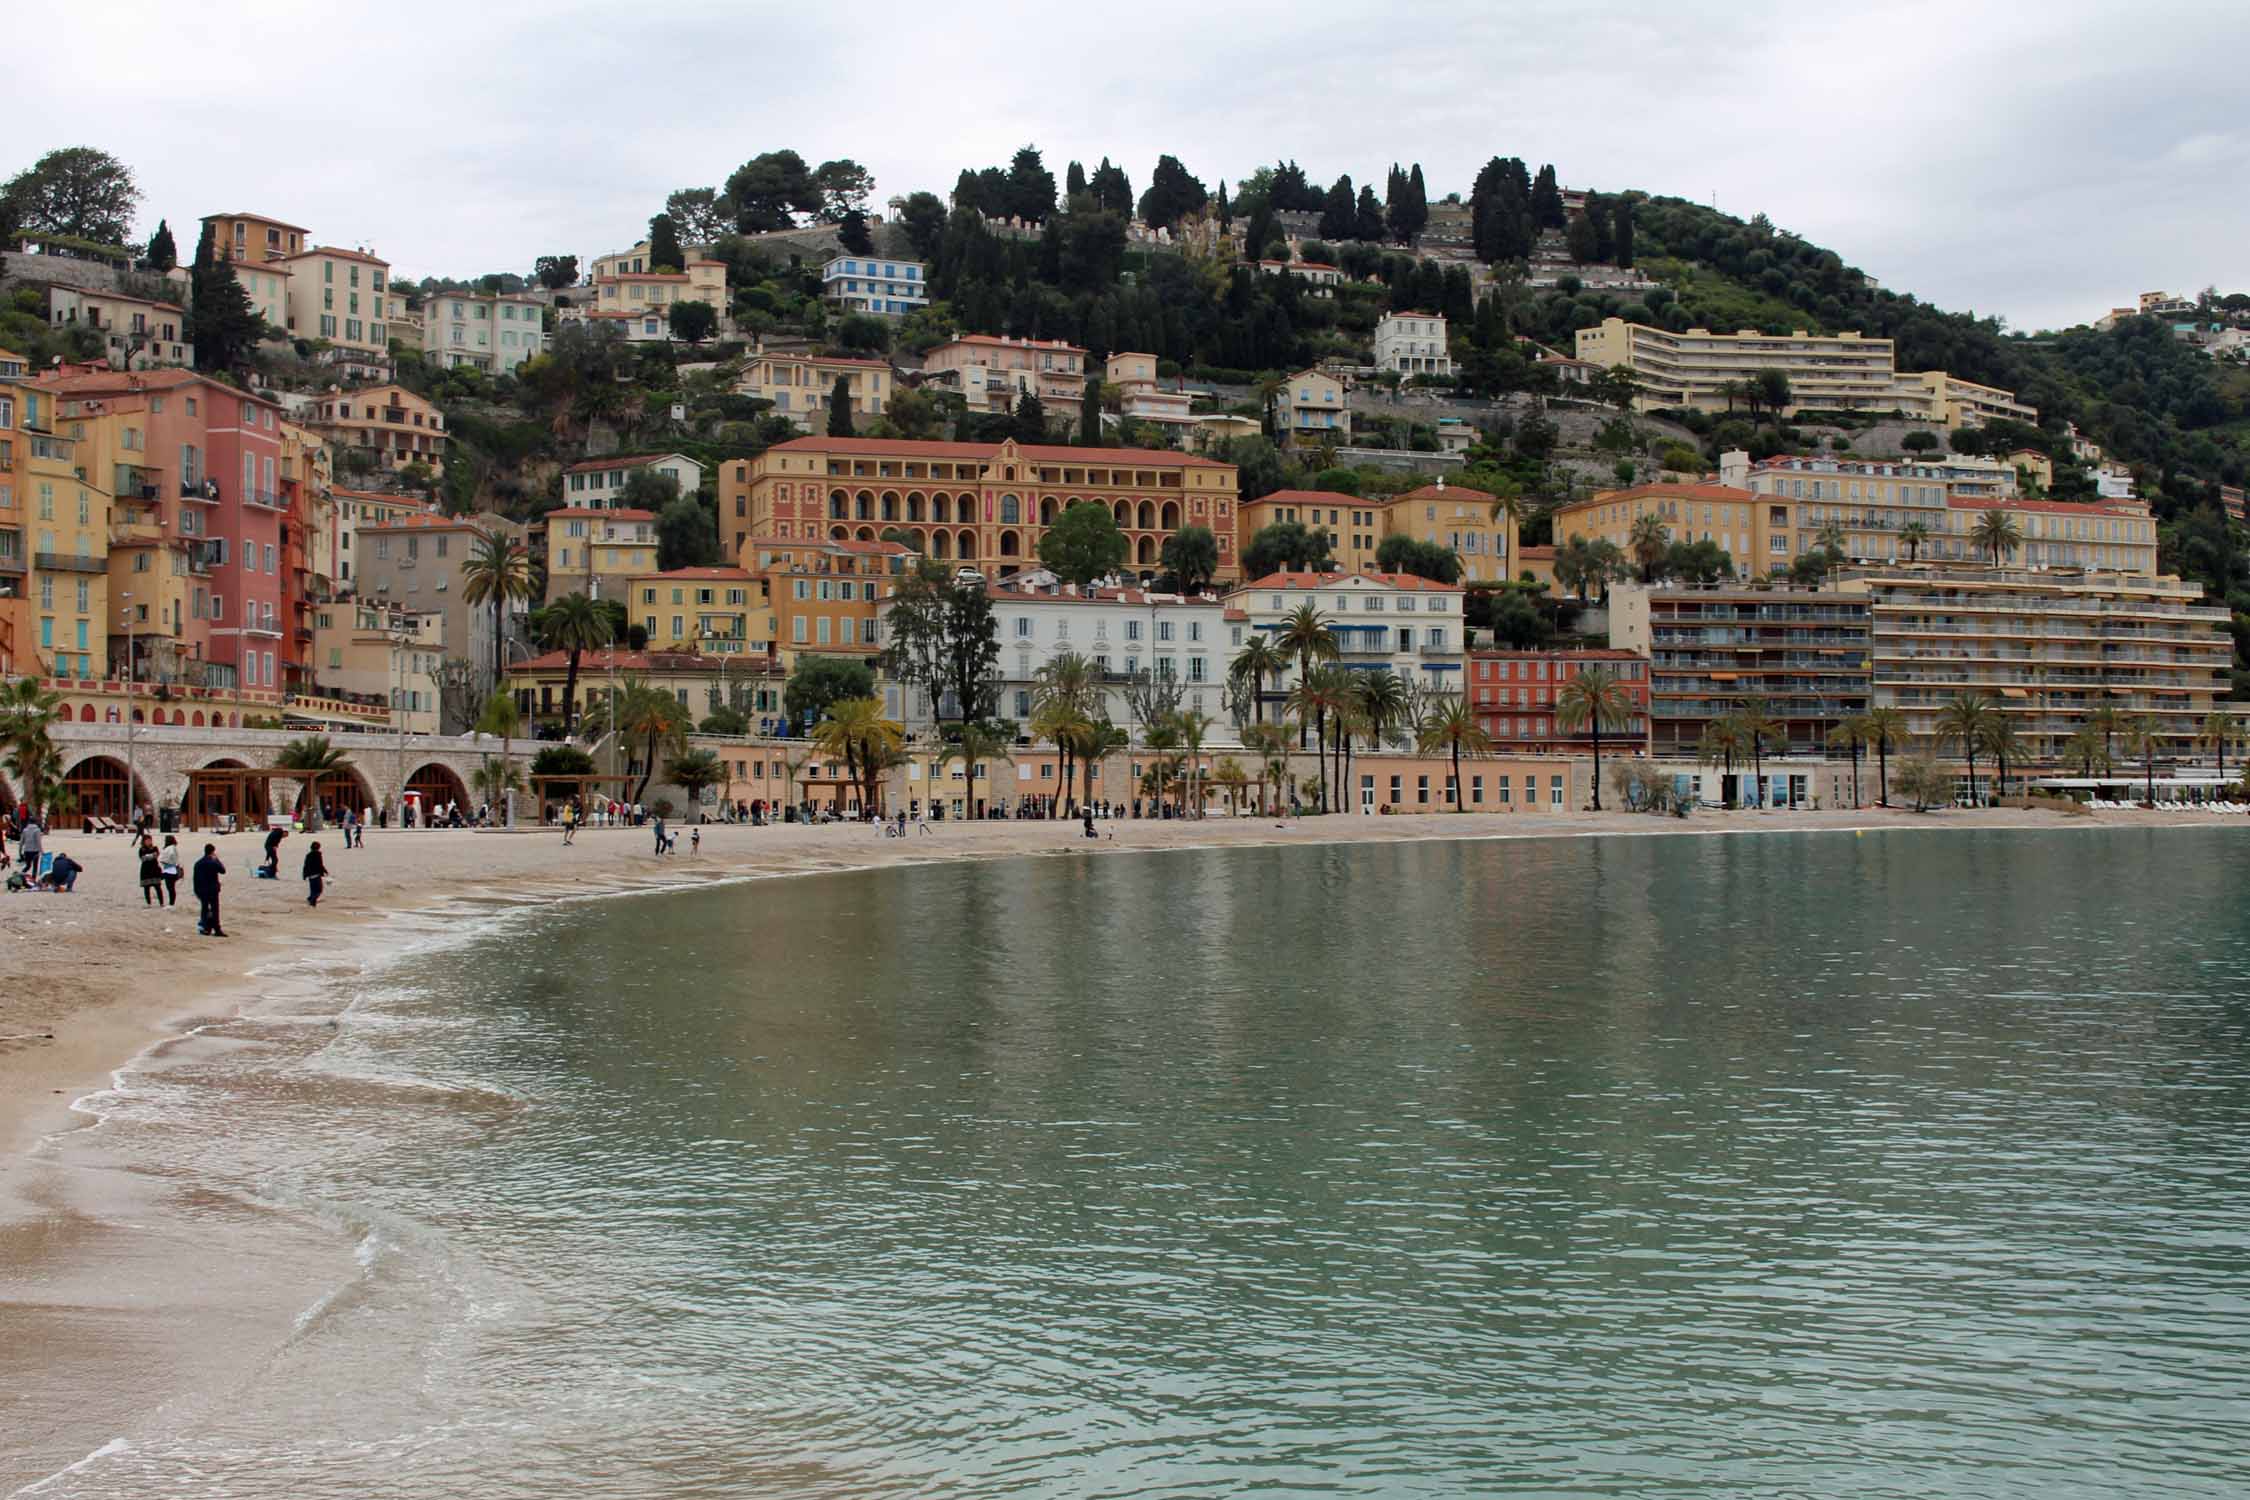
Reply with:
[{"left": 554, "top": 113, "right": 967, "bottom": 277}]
[
  {"left": 2000, "top": 687, "right": 2029, "bottom": 698},
  {"left": 1707, "top": 672, "right": 1739, "bottom": 681}
]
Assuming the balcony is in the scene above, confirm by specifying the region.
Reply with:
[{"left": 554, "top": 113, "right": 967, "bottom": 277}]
[
  {"left": 36, "top": 552, "right": 106, "bottom": 574},
  {"left": 246, "top": 488, "right": 285, "bottom": 510},
  {"left": 180, "top": 479, "right": 220, "bottom": 504},
  {"left": 0, "top": 554, "right": 23, "bottom": 575}
]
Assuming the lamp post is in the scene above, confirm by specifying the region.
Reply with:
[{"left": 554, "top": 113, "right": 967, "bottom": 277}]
[
  {"left": 500, "top": 637, "right": 534, "bottom": 829},
  {"left": 119, "top": 593, "right": 137, "bottom": 827}
]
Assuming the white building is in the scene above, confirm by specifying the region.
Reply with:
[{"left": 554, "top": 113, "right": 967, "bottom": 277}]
[
  {"left": 1225, "top": 570, "right": 1465, "bottom": 708},
  {"left": 421, "top": 290, "right": 548, "bottom": 375},
  {"left": 562, "top": 452, "right": 706, "bottom": 509},
  {"left": 1105, "top": 351, "right": 1197, "bottom": 434},
  {"left": 986, "top": 582, "right": 1233, "bottom": 732},
  {"left": 1374, "top": 311, "right": 1452, "bottom": 377},
  {"left": 820, "top": 254, "right": 928, "bottom": 316},
  {"left": 1255, "top": 259, "right": 1342, "bottom": 297}
]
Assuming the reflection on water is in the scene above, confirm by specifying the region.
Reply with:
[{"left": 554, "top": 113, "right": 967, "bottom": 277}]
[{"left": 17, "top": 828, "right": 2250, "bottom": 1498}]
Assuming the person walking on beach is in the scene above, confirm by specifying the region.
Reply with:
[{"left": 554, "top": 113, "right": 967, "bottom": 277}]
[
  {"left": 159, "top": 835, "right": 182, "bottom": 905},
  {"left": 690, "top": 826, "right": 701, "bottom": 855},
  {"left": 18, "top": 815, "right": 42, "bottom": 879},
  {"left": 562, "top": 800, "right": 578, "bottom": 846},
  {"left": 261, "top": 824, "right": 286, "bottom": 879},
  {"left": 193, "top": 843, "right": 227, "bottom": 937},
  {"left": 651, "top": 813, "right": 668, "bottom": 856},
  {"left": 303, "top": 840, "right": 329, "bottom": 908},
  {"left": 139, "top": 836, "right": 165, "bottom": 906}
]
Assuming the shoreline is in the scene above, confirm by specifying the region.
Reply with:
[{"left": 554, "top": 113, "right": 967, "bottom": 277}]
[{"left": 4, "top": 800, "right": 2238, "bottom": 1190}]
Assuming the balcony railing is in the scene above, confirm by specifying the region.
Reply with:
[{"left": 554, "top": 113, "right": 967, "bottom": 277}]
[
  {"left": 246, "top": 488, "right": 284, "bottom": 510},
  {"left": 36, "top": 551, "right": 107, "bottom": 574},
  {"left": 180, "top": 479, "right": 219, "bottom": 503}
]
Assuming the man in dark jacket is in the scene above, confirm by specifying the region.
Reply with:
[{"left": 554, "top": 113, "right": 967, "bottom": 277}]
[
  {"left": 261, "top": 825, "right": 285, "bottom": 878},
  {"left": 302, "top": 841, "right": 329, "bottom": 908},
  {"left": 193, "top": 844, "right": 227, "bottom": 936}
]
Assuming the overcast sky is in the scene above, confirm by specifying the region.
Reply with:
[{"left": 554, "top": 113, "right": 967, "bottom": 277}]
[{"left": 18, "top": 0, "right": 2246, "bottom": 333}]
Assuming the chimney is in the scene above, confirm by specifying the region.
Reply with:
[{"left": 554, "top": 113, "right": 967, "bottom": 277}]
[{"left": 1435, "top": 475, "right": 1445, "bottom": 491}]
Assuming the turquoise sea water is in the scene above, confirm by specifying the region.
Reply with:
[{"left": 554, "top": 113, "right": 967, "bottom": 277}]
[{"left": 19, "top": 827, "right": 2250, "bottom": 1496}]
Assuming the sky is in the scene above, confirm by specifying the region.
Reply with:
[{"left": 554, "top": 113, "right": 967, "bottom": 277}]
[{"left": 17, "top": 0, "right": 2248, "bottom": 334}]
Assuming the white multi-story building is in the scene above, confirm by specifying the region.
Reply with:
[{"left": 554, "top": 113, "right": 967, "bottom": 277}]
[
  {"left": 1374, "top": 312, "right": 1452, "bottom": 376},
  {"left": 562, "top": 452, "right": 705, "bottom": 510},
  {"left": 985, "top": 580, "right": 1233, "bottom": 732},
  {"left": 820, "top": 254, "right": 928, "bottom": 316},
  {"left": 422, "top": 290, "right": 548, "bottom": 375},
  {"left": 1225, "top": 569, "right": 1465, "bottom": 711}
]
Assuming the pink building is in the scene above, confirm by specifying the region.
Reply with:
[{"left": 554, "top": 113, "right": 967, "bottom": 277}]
[
  {"left": 921, "top": 334, "right": 1087, "bottom": 410},
  {"left": 42, "top": 368, "right": 285, "bottom": 693}
]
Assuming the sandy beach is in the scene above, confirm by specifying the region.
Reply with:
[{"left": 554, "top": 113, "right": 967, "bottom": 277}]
[{"left": 2, "top": 799, "right": 2235, "bottom": 1181}]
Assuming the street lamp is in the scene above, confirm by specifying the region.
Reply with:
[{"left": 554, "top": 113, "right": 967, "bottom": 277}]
[{"left": 119, "top": 593, "right": 137, "bottom": 827}]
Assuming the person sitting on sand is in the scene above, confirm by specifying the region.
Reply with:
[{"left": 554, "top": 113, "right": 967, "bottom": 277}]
[{"left": 43, "top": 851, "right": 82, "bottom": 892}]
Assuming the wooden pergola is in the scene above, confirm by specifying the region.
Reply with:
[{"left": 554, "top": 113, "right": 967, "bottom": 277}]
[
  {"left": 529, "top": 773, "right": 642, "bottom": 821},
  {"left": 181, "top": 766, "right": 361, "bottom": 833}
]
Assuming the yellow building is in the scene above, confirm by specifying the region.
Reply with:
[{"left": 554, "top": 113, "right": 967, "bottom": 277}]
[
  {"left": 310, "top": 601, "right": 443, "bottom": 733},
  {"left": 277, "top": 245, "right": 393, "bottom": 360},
  {"left": 1248, "top": 480, "right": 1518, "bottom": 583},
  {"left": 630, "top": 566, "right": 760, "bottom": 655},
  {"left": 309, "top": 384, "right": 445, "bottom": 477},
  {"left": 548, "top": 506, "right": 658, "bottom": 602},
  {"left": 1277, "top": 367, "right": 1350, "bottom": 446},
  {"left": 22, "top": 380, "right": 112, "bottom": 679},
  {"left": 55, "top": 397, "right": 193, "bottom": 685},
  {"left": 736, "top": 348, "right": 891, "bottom": 431},
  {"left": 1574, "top": 317, "right": 2036, "bottom": 425},
  {"left": 1556, "top": 481, "right": 1794, "bottom": 580},
  {"left": 589, "top": 260, "right": 725, "bottom": 319},
  {"left": 0, "top": 348, "right": 31, "bottom": 673},
  {"left": 741, "top": 537, "right": 912, "bottom": 669},
  {"left": 203, "top": 212, "right": 309, "bottom": 263},
  {"left": 45, "top": 287, "right": 192, "bottom": 370}
]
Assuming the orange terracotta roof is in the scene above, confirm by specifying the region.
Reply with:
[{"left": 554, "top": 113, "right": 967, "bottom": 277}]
[
  {"left": 754, "top": 351, "right": 892, "bottom": 369},
  {"left": 1396, "top": 482, "right": 1495, "bottom": 502},
  {"left": 549, "top": 506, "right": 658, "bottom": 521},
  {"left": 634, "top": 566, "right": 752, "bottom": 580},
  {"left": 939, "top": 334, "right": 1087, "bottom": 353},
  {"left": 1578, "top": 482, "right": 1757, "bottom": 506},
  {"left": 1251, "top": 489, "right": 1361, "bottom": 507},
  {"left": 1944, "top": 497, "right": 2144, "bottom": 517},
  {"left": 203, "top": 211, "right": 310, "bottom": 233},
  {"left": 1236, "top": 569, "right": 1464, "bottom": 593},
  {"left": 511, "top": 648, "right": 776, "bottom": 673},
  {"left": 362, "top": 512, "right": 504, "bottom": 532},
  {"left": 564, "top": 453, "right": 695, "bottom": 474},
  {"left": 1467, "top": 647, "right": 1644, "bottom": 661},
  {"left": 766, "top": 436, "right": 1227, "bottom": 467}
]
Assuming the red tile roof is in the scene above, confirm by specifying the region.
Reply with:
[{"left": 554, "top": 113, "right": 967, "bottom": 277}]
[
  {"left": 1396, "top": 482, "right": 1496, "bottom": 503},
  {"left": 634, "top": 566, "right": 752, "bottom": 580},
  {"left": 1944, "top": 497, "right": 2144, "bottom": 517},
  {"left": 987, "top": 584, "right": 1222, "bottom": 606},
  {"left": 1236, "top": 569, "right": 1464, "bottom": 593},
  {"left": 1581, "top": 482, "right": 1757, "bottom": 505},
  {"left": 766, "top": 436, "right": 1227, "bottom": 467},
  {"left": 511, "top": 648, "right": 776, "bottom": 673},
  {"left": 1467, "top": 647, "right": 1644, "bottom": 661},
  {"left": 939, "top": 334, "right": 1087, "bottom": 353},
  {"left": 564, "top": 453, "right": 694, "bottom": 474},
  {"left": 1251, "top": 489, "right": 1361, "bottom": 507},
  {"left": 203, "top": 211, "right": 310, "bottom": 234},
  {"left": 362, "top": 512, "right": 504, "bottom": 532},
  {"left": 549, "top": 506, "right": 658, "bottom": 521},
  {"left": 753, "top": 351, "right": 892, "bottom": 369}
]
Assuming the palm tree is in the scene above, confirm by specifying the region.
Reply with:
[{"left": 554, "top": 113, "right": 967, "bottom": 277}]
[
  {"left": 1731, "top": 698, "right": 1784, "bottom": 808},
  {"left": 664, "top": 747, "right": 728, "bottom": 817},
  {"left": 936, "top": 721, "right": 1011, "bottom": 818},
  {"left": 1935, "top": 691, "right": 2000, "bottom": 806},
  {"left": 588, "top": 675, "right": 690, "bottom": 804},
  {"left": 1977, "top": 713, "right": 2022, "bottom": 801},
  {"left": 1276, "top": 604, "right": 1338, "bottom": 749},
  {"left": 1697, "top": 718, "right": 1746, "bottom": 807},
  {"left": 1229, "top": 636, "right": 1286, "bottom": 725},
  {"left": 1556, "top": 664, "right": 1633, "bottom": 810},
  {"left": 814, "top": 697, "right": 904, "bottom": 813},
  {"left": 1, "top": 676, "right": 66, "bottom": 810},
  {"left": 539, "top": 592, "right": 614, "bottom": 734},
  {"left": 1354, "top": 669, "right": 1410, "bottom": 750},
  {"left": 1138, "top": 718, "right": 1183, "bottom": 815},
  {"left": 1417, "top": 695, "right": 1492, "bottom": 812},
  {"left": 1030, "top": 698, "right": 1092, "bottom": 815},
  {"left": 1081, "top": 720, "right": 1128, "bottom": 813},
  {"left": 1242, "top": 722, "right": 1291, "bottom": 814},
  {"left": 1970, "top": 509, "right": 2024, "bottom": 568},
  {"left": 2196, "top": 711, "right": 2239, "bottom": 782},
  {"left": 1286, "top": 665, "right": 1347, "bottom": 812},
  {"left": 1829, "top": 715, "right": 1869, "bottom": 809},
  {"left": 2061, "top": 725, "right": 2113, "bottom": 778},
  {"left": 1169, "top": 708, "right": 1216, "bottom": 816},
  {"left": 474, "top": 692, "right": 524, "bottom": 824},
  {"left": 1211, "top": 757, "right": 1249, "bottom": 816},
  {"left": 1328, "top": 697, "right": 1369, "bottom": 813},
  {"left": 1898, "top": 520, "right": 1932, "bottom": 563},
  {"left": 1863, "top": 705, "right": 1908, "bottom": 808},
  {"left": 460, "top": 526, "right": 536, "bottom": 687},
  {"left": 2121, "top": 713, "right": 2162, "bottom": 806},
  {"left": 1034, "top": 651, "right": 1101, "bottom": 716},
  {"left": 472, "top": 755, "right": 526, "bottom": 807},
  {"left": 2087, "top": 705, "right": 2124, "bottom": 765},
  {"left": 273, "top": 734, "right": 353, "bottom": 830},
  {"left": 1628, "top": 514, "right": 1670, "bottom": 582}
]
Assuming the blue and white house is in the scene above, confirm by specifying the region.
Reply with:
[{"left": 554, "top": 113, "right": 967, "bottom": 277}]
[{"left": 820, "top": 255, "right": 928, "bottom": 317}]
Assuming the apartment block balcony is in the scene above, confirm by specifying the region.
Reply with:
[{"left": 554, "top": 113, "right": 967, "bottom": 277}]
[
  {"left": 35, "top": 551, "right": 107, "bottom": 574},
  {"left": 179, "top": 479, "right": 220, "bottom": 504},
  {"left": 0, "top": 554, "right": 24, "bottom": 576},
  {"left": 246, "top": 488, "right": 285, "bottom": 510}
]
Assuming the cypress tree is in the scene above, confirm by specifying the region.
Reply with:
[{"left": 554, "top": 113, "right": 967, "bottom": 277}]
[
  {"left": 647, "top": 212, "right": 685, "bottom": 271},
  {"left": 1531, "top": 164, "right": 1566, "bottom": 229},
  {"left": 1066, "top": 159, "right": 1087, "bottom": 201},
  {"left": 1013, "top": 390, "right": 1048, "bottom": 443},
  {"left": 1320, "top": 175, "right": 1356, "bottom": 242},
  {"left": 1355, "top": 185, "right": 1386, "bottom": 242},
  {"left": 1613, "top": 197, "right": 1635, "bottom": 268},
  {"left": 827, "top": 375, "right": 855, "bottom": 436},
  {"left": 1079, "top": 378, "right": 1102, "bottom": 446},
  {"left": 146, "top": 219, "right": 177, "bottom": 273},
  {"left": 1215, "top": 180, "right": 1231, "bottom": 225}
]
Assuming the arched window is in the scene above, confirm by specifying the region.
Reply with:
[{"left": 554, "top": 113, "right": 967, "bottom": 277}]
[
  {"left": 930, "top": 530, "right": 951, "bottom": 559},
  {"left": 1114, "top": 501, "right": 1132, "bottom": 526},
  {"left": 828, "top": 489, "right": 847, "bottom": 520},
  {"left": 855, "top": 490, "right": 874, "bottom": 520},
  {"left": 1137, "top": 501, "right": 1155, "bottom": 530},
  {"left": 1039, "top": 498, "right": 1058, "bottom": 525},
  {"left": 931, "top": 494, "right": 951, "bottom": 524},
  {"left": 906, "top": 492, "right": 925, "bottom": 522},
  {"left": 998, "top": 529, "right": 1021, "bottom": 557},
  {"left": 1160, "top": 501, "right": 1180, "bottom": 530},
  {"left": 957, "top": 530, "right": 977, "bottom": 559},
  {"left": 881, "top": 492, "right": 899, "bottom": 522},
  {"left": 1000, "top": 494, "right": 1021, "bottom": 525}
]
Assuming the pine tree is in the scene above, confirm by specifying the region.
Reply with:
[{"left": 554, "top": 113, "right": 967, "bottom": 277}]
[
  {"left": 1355, "top": 185, "right": 1386, "bottom": 242},
  {"left": 1066, "top": 159, "right": 1087, "bottom": 201},
  {"left": 1012, "top": 390, "right": 1048, "bottom": 444},
  {"left": 647, "top": 212, "right": 685, "bottom": 271},
  {"left": 837, "top": 208, "right": 873, "bottom": 256},
  {"left": 1588, "top": 193, "right": 1614, "bottom": 262},
  {"left": 827, "top": 375, "right": 855, "bottom": 436},
  {"left": 187, "top": 224, "right": 263, "bottom": 373},
  {"left": 1612, "top": 197, "right": 1635, "bottom": 268},
  {"left": 145, "top": 219, "right": 176, "bottom": 273},
  {"left": 1320, "top": 175, "right": 1356, "bottom": 242},
  {"left": 1531, "top": 164, "right": 1566, "bottom": 229}
]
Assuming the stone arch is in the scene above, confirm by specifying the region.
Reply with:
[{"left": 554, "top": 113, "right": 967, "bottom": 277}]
[
  {"left": 1136, "top": 536, "right": 1157, "bottom": 565},
  {"left": 931, "top": 493, "right": 951, "bottom": 524},
  {"left": 906, "top": 491, "right": 926, "bottom": 522},
  {"left": 828, "top": 488, "right": 847, "bottom": 520},
  {"left": 191, "top": 710, "right": 205, "bottom": 726},
  {"left": 830, "top": 525, "right": 849, "bottom": 541},
  {"left": 406, "top": 762, "right": 471, "bottom": 818},
  {"left": 854, "top": 489, "right": 873, "bottom": 520},
  {"left": 294, "top": 764, "right": 376, "bottom": 822},
  {"left": 929, "top": 530, "right": 951, "bottom": 559},
  {"left": 1114, "top": 500, "right": 1132, "bottom": 526},
  {"left": 1136, "top": 501, "right": 1155, "bottom": 530},
  {"left": 956, "top": 530, "right": 977, "bottom": 559},
  {"left": 881, "top": 491, "right": 899, "bottom": 522},
  {"left": 59, "top": 753, "right": 153, "bottom": 823},
  {"left": 855, "top": 526, "right": 876, "bottom": 542},
  {"left": 79, "top": 703, "right": 97, "bottom": 722},
  {"left": 1160, "top": 500, "right": 1180, "bottom": 530},
  {"left": 1039, "top": 497, "right": 1058, "bottom": 525},
  {"left": 998, "top": 529, "right": 1021, "bottom": 557}
]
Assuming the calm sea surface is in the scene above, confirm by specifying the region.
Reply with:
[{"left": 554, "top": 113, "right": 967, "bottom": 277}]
[{"left": 20, "top": 827, "right": 2250, "bottom": 1497}]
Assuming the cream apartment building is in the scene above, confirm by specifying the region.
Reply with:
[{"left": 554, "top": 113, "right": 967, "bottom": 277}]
[
  {"left": 278, "top": 246, "right": 392, "bottom": 362},
  {"left": 737, "top": 349, "right": 890, "bottom": 430},
  {"left": 1374, "top": 313, "right": 1452, "bottom": 376},
  {"left": 422, "top": 290, "right": 547, "bottom": 374}
]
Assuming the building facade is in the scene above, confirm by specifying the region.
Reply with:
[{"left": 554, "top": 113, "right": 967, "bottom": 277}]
[
  {"left": 986, "top": 582, "right": 1233, "bottom": 731},
  {"left": 1468, "top": 648, "right": 1651, "bottom": 754},
  {"left": 736, "top": 348, "right": 891, "bottom": 430},
  {"left": 545, "top": 507, "right": 657, "bottom": 603},
  {"left": 1278, "top": 367, "right": 1350, "bottom": 445},
  {"left": 1374, "top": 312, "right": 1452, "bottom": 376},
  {"left": 1226, "top": 570, "right": 1466, "bottom": 714},
  {"left": 740, "top": 536, "right": 911, "bottom": 672},
  {"left": 422, "top": 289, "right": 548, "bottom": 374},
  {"left": 922, "top": 335, "right": 1087, "bottom": 407},
  {"left": 562, "top": 452, "right": 705, "bottom": 512},
  {"left": 277, "top": 247, "right": 393, "bottom": 364},
  {"left": 1608, "top": 584, "right": 1874, "bottom": 758},
  {"left": 46, "top": 287, "right": 192, "bottom": 370},
  {"left": 354, "top": 510, "right": 528, "bottom": 686},
  {"left": 721, "top": 437, "right": 1242, "bottom": 580},
  {"left": 820, "top": 254, "right": 928, "bottom": 315},
  {"left": 203, "top": 212, "right": 308, "bottom": 264},
  {"left": 309, "top": 384, "right": 445, "bottom": 477}
]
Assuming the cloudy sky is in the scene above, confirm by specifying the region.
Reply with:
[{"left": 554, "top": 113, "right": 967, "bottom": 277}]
[{"left": 17, "top": 1, "right": 2247, "bottom": 332}]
